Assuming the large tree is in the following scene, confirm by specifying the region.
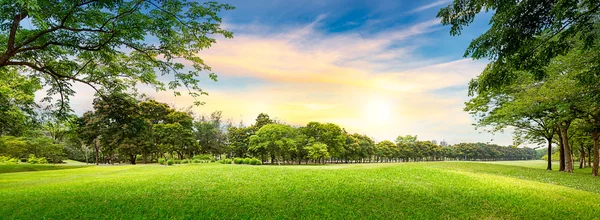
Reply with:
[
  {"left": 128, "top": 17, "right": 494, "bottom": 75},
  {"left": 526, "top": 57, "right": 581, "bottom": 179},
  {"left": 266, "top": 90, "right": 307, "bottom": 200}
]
[
  {"left": 1, "top": 0, "right": 234, "bottom": 113},
  {"left": 438, "top": 0, "right": 600, "bottom": 93}
]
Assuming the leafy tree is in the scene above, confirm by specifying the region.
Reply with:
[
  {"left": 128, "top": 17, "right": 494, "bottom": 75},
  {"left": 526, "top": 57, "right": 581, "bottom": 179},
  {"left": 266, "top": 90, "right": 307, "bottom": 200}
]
[
  {"left": 249, "top": 124, "right": 296, "bottom": 164},
  {"left": 438, "top": 0, "right": 600, "bottom": 93},
  {"left": 0, "top": 68, "right": 40, "bottom": 136},
  {"left": 305, "top": 142, "right": 329, "bottom": 164},
  {"left": 303, "top": 122, "right": 346, "bottom": 162},
  {"left": 1, "top": 0, "right": 235, "bottom": 113}
]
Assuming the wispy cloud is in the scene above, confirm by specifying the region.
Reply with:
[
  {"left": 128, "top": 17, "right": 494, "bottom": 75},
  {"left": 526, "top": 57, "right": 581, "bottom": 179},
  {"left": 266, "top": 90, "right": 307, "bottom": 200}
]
[{"left": 405, "top": 0, "right": 452, "bottom": 14}]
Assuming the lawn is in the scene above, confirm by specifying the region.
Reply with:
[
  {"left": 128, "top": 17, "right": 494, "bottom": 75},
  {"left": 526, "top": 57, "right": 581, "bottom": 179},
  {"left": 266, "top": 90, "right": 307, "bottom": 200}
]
[{"left": 1, "top": 161, "right": 599, "bottom": 219}]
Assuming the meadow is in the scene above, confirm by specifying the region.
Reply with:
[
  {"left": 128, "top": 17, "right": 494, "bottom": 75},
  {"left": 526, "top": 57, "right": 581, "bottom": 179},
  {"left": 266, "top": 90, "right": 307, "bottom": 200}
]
[{"left": 1, "top": 161, "right": 599, "bottom": 219}]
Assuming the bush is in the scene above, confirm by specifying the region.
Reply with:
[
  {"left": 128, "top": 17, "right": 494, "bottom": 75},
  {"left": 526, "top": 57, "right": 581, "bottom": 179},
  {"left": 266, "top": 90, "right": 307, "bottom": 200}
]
[
  {"left": 0, "top": 156, "right": 9, "bottom": 163},
  {"left": 192, "top": 159, "right": 201, "bottom": 163},
  {"left": 233, "top": 158, "right": 243, "bottom": 164},
  {"left": 37, "top": 157, "right": 48, "bottom": 164},
  {"left": 182, "top": 159, "right": 189, "bottom": 164},
  {"left": 158, "top": 158, "right": 166, "bottom": 165},
  {"left": 7, "top": 158, "right": 19, "bottom": 164},
  {"left": 250, "top": 158, "right": 262, "bottom": 165},
  {"left": 219, "top": 158, "right": 232, "bottom": 164},
  {"left": 174, "top": 160, "right": 181, "bottom": 164},
  {"left": 167, "top": 159, "right": 174, "bottom": 166},
  {"left": 210, "top": 158, "right": 216, "bottom": 163},
  {"left": 243, "top": 158, "right": 251, "bottom": 164},
  {"left": 28, "top": 155, "right": 38, "bottom": 164}
]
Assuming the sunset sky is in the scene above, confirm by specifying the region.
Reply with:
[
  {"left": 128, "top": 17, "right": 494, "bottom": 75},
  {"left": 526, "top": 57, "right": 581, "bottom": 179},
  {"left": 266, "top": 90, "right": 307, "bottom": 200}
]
[{"left": 64, "top": 0, "right": 515, "bottom": 145}]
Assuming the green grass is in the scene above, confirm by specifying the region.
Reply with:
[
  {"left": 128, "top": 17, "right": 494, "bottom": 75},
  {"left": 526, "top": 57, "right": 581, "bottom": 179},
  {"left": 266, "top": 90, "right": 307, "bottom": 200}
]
[
  {"left": 1, "top": 161, "right": 599, "bottom": 219},
  {"left": 0, "top": 163, "right": 88, "bottom": 174}
]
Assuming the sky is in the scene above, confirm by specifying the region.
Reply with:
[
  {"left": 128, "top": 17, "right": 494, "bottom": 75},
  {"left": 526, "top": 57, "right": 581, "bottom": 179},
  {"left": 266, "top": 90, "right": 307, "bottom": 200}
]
[{"left": 63, "top": 0, "right": 515, "bottom": 146}]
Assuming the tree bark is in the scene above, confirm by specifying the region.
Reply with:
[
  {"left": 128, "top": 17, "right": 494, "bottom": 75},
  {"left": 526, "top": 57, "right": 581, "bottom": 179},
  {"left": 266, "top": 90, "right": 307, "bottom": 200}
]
[
  {"left": 557, "top": 125, "right": 565, "bottom": 171},
  {"left": 588, "top": 146, "right": 592, "bottom": 168},
  {"left": 593, "top": 132, "right": 599, "bottom": 177},
  {"left": 559, "top": 121, "right": 573, "bottom": 172},
  {"left": 94, "top": 142, "right": 99, "bottom": 165},
  {"left": 546, "top": 139, "right": 552, "bottom": 170},
  {"left": 579, "top": 147, "right": 585, "bottom": 169},
  {"left": 130, "top": 154, "right": 137, "bottom": 165}
]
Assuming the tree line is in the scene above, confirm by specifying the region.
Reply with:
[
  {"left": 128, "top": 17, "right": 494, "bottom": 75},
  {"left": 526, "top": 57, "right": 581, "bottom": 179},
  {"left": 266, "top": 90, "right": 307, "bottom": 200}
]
[{"left": 1, "top": 92, "right": 535, "bottom": 165}]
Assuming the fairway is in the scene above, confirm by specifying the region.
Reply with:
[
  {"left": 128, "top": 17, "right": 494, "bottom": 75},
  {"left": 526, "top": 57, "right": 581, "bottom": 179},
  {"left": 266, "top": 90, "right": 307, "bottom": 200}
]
[{"left": 1, "top": 161, "right": 599, "bottom": 219}]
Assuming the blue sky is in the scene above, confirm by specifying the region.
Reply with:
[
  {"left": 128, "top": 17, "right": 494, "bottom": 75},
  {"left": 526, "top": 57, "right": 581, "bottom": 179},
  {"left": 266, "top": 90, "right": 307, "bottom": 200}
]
[{"left": 67, "top": 0, "right": 515, "bottom": 146}]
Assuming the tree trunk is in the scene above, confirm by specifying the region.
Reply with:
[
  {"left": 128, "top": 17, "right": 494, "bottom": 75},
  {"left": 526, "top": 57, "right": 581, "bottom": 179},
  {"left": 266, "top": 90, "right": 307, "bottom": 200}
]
[
  {"left": 588, "top": 147, "right": 592, "bottom": 168},
  {"left": 593, "top": 132, "right": 599, "bottom": 177},
  {"left": 579, "top": 147, "right": 585, "bottom": 169},
  {"left": 546, "top": 139, "right": 552, "bottom": 170},
  {"left": 559, "top": 121, "right": 573, "bottom": 172},
  {"left": 557, "top": 125, "right": 565, "bottom": 171},
  {"left": 94, "top": 142, "right": 99, "bottom": 165},
  {"left": 130, "top": 155, "right": 137, "bottom": 165}
]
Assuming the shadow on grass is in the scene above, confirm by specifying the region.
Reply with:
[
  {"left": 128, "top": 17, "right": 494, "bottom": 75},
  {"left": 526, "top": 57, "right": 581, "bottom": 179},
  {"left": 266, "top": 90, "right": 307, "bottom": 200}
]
[{"left": 0, "top": 164, "right": 89, "bottom": 174}]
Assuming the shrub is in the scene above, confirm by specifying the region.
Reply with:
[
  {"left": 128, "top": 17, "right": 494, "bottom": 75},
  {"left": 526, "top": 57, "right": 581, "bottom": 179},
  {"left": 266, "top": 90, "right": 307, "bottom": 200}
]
[
  {"left": 192, "top": 159, "right": 201, "bottom": 163},
  {"left": 219, "top": 159, "right": 232, "bottom": 164},
  {"left": 28, "top": 155, "right": 38, "bottom": 164},
  {"left": 158, "top": 158, "right": 166, "bottom": 165},
  {"left": 0, "top": 156, "right": 9, "bottom": 163},
  {"left": 174, "top": 160, "right": 181, "bottom": 164},
  {"left": 7, "top": 158, "right": 19, "bottom": 164},
  {"left": 37, "top": 157, "right": 48, "bottom": 164},
  {"left": 233, "top": 158, "right": 243, "bottom": 164},
  {"left": 243, "top": 158, "right": 251, "bottom": 164},
  {"left": 167, "top": 159, "right": 174, "bottom": 166},
  {"left": 182, "top": 159, "right": 189, "bottom": 164},
  {"left": 193, "top": 154, "right": 212, "bottom": 160},
  {"left": 250, "top": 158, "right": 262, "bottom": 165},
  {"left": 210, "top": 158, "right": 216, "bottom": 163}
]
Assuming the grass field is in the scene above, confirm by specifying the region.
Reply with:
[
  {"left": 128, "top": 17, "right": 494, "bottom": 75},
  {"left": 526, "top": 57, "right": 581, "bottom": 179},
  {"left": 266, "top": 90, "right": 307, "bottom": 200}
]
[{"left": 1, "top": 161, "right": 599, "bottom": 219}]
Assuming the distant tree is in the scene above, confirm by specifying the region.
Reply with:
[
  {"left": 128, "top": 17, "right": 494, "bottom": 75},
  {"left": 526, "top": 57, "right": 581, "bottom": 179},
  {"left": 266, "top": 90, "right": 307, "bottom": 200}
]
[
  {"left": 249, "top": 124, "right": 296, "bottom": 164},
  {"left": 305, "top": 142, "right": 329, "bottom": 164},
  {"left": 303, "top": 122, "right": 346, "bottom": 162}
]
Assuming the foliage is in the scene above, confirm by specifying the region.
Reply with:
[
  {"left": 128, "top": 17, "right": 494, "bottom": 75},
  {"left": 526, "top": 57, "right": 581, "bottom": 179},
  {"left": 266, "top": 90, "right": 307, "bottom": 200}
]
[
  {"left": 304, "top": 142, "right": 330, "bottom": 164},
  {"left": 233, "top": 158, "right": 243, "bottom": 164},
  {"left": 243, "top": 158, "right": 251, "bottom": 164},
  {"left": 219, "top": 158, "right": 232, "bottom": 164},
  {"left": 0, "top": 68, "right": 40, "bottom": 136},
  {"left": 158, "top": 158, "right": 166, "bottom": 165},
  {"left": 0, "top": 0, "right": 235, "bottom": 113},
  {"left": 249, "top": 124, "right": 297, "bottom": 164},
  {"left": 167, "top": 159, "right": 174, "bottom": 166},
  {"left": 249, "top": 158, "right": 261, "bottom": 165}
]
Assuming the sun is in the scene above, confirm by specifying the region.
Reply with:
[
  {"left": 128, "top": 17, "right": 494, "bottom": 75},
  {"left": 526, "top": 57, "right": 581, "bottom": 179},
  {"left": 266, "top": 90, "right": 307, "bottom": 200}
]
[{"left": 364, "top": 98, "right": 393, "bottom": 123}]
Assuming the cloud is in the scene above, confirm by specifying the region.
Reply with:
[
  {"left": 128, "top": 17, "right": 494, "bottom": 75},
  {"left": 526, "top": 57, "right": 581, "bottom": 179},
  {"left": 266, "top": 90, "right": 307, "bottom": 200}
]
[{"left": 405, "top": 0, "right": 452, "bottom": 14}]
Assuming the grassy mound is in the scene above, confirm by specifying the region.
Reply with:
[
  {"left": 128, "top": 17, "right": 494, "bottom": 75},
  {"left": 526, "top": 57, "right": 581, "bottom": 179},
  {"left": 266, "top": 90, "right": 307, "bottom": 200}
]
[{"left": 0, "top": 161, "right": 598, "bottom": 219}]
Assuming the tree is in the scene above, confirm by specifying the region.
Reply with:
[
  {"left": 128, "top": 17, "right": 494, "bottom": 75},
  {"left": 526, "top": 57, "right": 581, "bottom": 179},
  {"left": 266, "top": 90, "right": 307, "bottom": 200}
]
[
  {"left": 228, "top": 126, "right": 252, "bottom": 158},
  {"left": 93, "top": 92, "right": 148, "bottom": 164},
  {"left": 249, "top": 124, "right": 296, "bottom": 164},
  {"left": 0, "top": 68, "right": 40, "bottom": 136},
  {"left": 0, "top": 0, "right": 235, "bottom": 113},
  {"left": 76, "top": 111, "right": 102, "bottom": 164},
  {"left": 305, "top": 142, "right": 329, "bottom": 164},
  {"left": 438, "top": 0, "right": 600, "bottom": 93},
  {"left": 303, "top": 122, "right": 346, "bottom": 162}
]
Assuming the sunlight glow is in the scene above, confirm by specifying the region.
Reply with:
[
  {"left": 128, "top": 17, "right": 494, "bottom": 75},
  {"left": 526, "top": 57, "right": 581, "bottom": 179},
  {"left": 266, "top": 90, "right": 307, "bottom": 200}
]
[{"left": 364, "top": 98, "right": 393, "bottom": 123}]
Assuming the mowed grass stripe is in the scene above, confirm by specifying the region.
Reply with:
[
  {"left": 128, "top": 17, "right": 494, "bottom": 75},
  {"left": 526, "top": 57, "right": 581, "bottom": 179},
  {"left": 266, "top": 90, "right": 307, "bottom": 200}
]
[{"left": 0, "top": 162, "right": 598, "bottom": 219}]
